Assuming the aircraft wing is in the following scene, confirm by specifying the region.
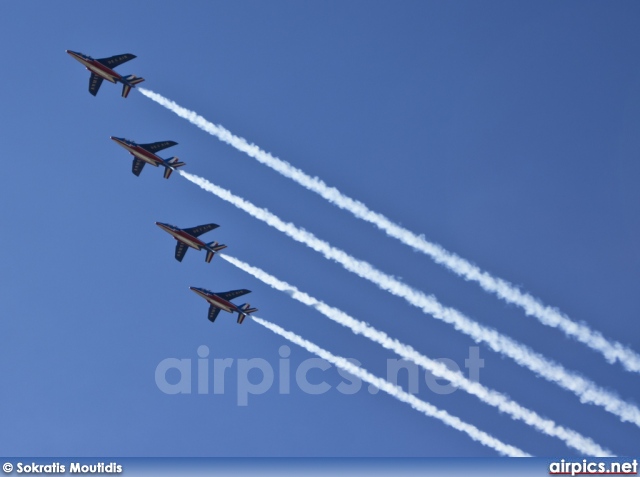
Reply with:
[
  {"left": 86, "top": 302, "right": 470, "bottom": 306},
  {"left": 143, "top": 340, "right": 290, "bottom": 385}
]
[
  {"left": 139, "top": 141, "right": 178, "bottom": 154},
  {"left": 97, "top": 53, "right": 136, "bottom": 69},
  {"left": 88, "top": 73, "right": 104, "bottom": 96},
  {"left": 132, "top": 158, "right": 146, "bottom": 176},
  {"left": 183, "top": 223, "right": 219, "bottom": 237},
  {"left": 217, "top": 289, "right": 251, "bottom": 301},
  {"left": 208, "top": 305, "right": 221, "bottom": 323},
  {"left": 175, "top": 241, "right": 189, "bottom": 262}
]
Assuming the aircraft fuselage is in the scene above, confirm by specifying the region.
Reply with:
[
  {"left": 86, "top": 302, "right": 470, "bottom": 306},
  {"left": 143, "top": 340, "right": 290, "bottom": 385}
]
[
  {"left": 190, "top": 288, "right": 238, "bottom": 314},
  {"left": 66, "top": 51, "right": 121, "bottom": 83},
  {"left": 110, "top": 137, "right": 164, "bottom": 167},
  {"left": 156, "top": 223, "right": 206, "bottom": 250}
]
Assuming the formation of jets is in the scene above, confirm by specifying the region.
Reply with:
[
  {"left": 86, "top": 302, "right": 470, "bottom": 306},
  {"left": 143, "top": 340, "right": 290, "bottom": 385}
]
[{"left": 68, "top": 50, "right": 258, "bottom": 326}]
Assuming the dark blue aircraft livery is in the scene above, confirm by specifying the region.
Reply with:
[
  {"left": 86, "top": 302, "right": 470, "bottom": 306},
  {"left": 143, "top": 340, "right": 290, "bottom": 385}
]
[
  {"left": 110, "top": 137, "right": 185, "bottom": 179},
  {"left": 66, "top": 50, "right": 144, "bottom": 97},
  {"left": 190, "top": 287, "right": 258, "bottom": 324},
  {"left": 156, "top": 222, "right": 227, "bottom": 263}
]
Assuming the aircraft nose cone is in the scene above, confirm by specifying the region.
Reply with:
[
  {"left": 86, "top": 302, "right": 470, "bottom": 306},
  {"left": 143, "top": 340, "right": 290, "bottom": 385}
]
[{"left": 190, "top": 287, "right": 207, "bottom": 296}]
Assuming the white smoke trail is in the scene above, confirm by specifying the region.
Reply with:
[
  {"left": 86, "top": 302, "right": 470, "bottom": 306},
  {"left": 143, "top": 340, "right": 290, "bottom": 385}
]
[
  {"left": 251, "top": 316, "right": 531, "bottom": 457},
  {"left": 179, "top": 169, "right": 640, "bottom": 428},
  {"left": 221, "top": 254, "right": 611, "bottom": 456},
  {"left": 138, "top": 87, "right": 640, "bottom": 375}
]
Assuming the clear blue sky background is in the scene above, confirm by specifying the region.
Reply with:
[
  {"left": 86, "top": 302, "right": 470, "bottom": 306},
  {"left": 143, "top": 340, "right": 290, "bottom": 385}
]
[{"left": 0, "top": 1, "right": 638, "bottom": 457}]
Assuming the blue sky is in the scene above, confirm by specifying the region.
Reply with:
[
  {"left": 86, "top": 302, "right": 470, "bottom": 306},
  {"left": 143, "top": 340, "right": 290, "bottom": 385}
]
[{"left": 1, "top": 1, "right": 639, "bottom": 457}]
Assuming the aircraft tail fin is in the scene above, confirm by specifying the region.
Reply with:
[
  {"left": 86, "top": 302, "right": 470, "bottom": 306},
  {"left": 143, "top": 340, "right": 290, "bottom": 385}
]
[
  {"left": 163, "top": 157, "right": 186, "bottom": 179},
  {"left": 205, "top": 242, "right": 227, "bottom": 263},
  {"left": 121, "top": 75, "right": 145, "bottom": 98},
  {"left": 237, "top": 303, "right": 258, "bottom": 324}
]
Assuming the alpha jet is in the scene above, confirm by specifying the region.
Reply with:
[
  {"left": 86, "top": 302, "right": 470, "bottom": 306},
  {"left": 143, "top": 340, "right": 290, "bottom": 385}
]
[
  {"left": 156, "top": 222, "right": 227, "bottom": 263},
  {"left": 66, "top": 50, "right": 145, "bottom": 98},
  {"left": 190, "top": 287, "right": 258, "bottom": 324},
  {"left": 110, "top": 137, "right": 185, "bottom": 179}
]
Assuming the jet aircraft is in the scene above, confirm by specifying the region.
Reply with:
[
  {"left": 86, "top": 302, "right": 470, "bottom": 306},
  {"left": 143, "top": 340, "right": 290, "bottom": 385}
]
[
  {"left": 190, "top": 287, "right": 258, "bottom": 324},
  {"left": 156, "top": 222, "right": 227, "bottom": 263},
  {"left": 110, "top": 137, "right": 185, "bottom": 179},
  {"left": 66, "top": 50, "right": 145, "bottom": 98}
]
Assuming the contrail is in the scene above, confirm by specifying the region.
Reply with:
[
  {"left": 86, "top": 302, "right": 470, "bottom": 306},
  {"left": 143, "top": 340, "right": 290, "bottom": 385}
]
[
  {"left": 179, "top": 169, "right": 640, "bottom": 428},
  {"left": 138, "top": 87, "right": 640, "bottom": 375},
  {"left": 252, "top": 316, "right": 531, "bottom": 457},
  {"left": 221, "top": 254, "right": 611, "bottom": 456}
]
